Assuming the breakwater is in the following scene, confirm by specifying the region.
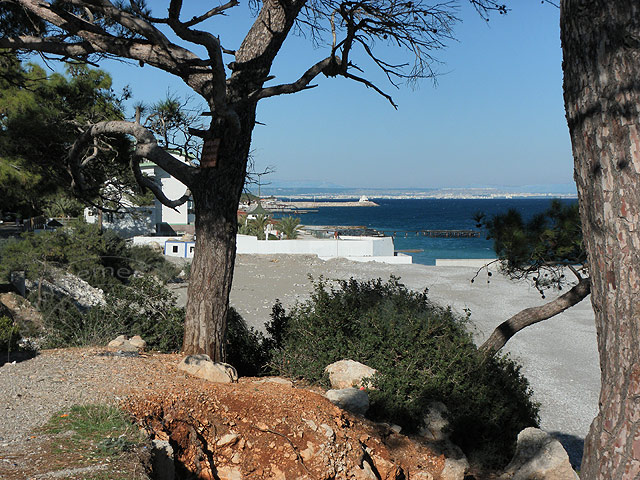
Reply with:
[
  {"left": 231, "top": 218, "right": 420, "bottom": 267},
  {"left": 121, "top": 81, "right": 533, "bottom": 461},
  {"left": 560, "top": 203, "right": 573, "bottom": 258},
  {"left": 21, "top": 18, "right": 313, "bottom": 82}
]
[{"left": 278, "top": 200, "right": 379, "bottom": 208}]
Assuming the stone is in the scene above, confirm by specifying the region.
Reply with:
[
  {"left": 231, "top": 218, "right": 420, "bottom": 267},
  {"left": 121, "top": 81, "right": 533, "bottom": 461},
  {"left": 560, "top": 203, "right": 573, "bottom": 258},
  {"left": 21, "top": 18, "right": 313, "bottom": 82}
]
[
  {"left": 441, "top": 456, "right": 469, "bottom": 480},
  {"left": 420, "top": 401, "right": 450, "bottom": 442},
  {"left": 216, "top": 433, "right": 239, "bottom": 447},
  {"left": 128, "top": 335, "right": 146, "bottom": 349},
  {"left": 500, "top": 428, "right": 578, "bottom": 480},
  {"left": 107, "top": 335, "right": 144, "bottom": 352},
  {"left": 177, "top": 354, "right": 238, "bottom": 383},
  {"left": 325, "top": 359, "right": 377, "bottom": 389},
  {"left": 107, "top": 335, "right": 126, "bottom": 347},
  {"left": 326, "top": 388, "right": 369, "bottom": 415},
  {"left": 151, "top": 439, "right": 175, "bottom": 480},
  {"left": 320, "top": 423, "right": 335, "bottom": 441},
  {"left": 216, "top": 466, "right": 242, "bottom": 480}
]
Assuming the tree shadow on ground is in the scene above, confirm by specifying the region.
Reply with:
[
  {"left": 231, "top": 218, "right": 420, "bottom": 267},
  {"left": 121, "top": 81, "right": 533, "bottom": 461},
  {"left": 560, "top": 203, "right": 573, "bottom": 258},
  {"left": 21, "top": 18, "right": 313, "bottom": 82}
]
[
  {"left": 0, "top": 349, "right": 38, "bottom": 367},
  {"left": 549, "top": 431, "right": 584, "bottom": 468}
]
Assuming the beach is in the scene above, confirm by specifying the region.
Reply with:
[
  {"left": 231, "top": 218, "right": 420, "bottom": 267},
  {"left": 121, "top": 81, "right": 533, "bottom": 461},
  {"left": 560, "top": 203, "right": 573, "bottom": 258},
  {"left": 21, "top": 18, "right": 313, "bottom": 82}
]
[{"left": 169, "top": 253, "right": 599, "bottom": 466}]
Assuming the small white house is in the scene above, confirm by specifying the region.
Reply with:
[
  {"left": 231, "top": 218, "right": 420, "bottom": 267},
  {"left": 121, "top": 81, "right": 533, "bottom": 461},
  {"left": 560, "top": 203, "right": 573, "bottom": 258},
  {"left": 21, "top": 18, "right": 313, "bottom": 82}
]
[{"left": 164, "top": 239, "right": 196, "bottom": 258}]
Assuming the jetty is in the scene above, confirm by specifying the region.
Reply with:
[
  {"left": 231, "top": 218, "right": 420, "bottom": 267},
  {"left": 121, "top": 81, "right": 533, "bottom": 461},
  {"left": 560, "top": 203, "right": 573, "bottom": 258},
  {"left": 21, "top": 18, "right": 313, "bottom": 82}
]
[
  {"left": 278, "top": 200, "right": 379, "bottom": 208},
  {"left": 383, "top": 230, "right": 481, "bottom": 238}
]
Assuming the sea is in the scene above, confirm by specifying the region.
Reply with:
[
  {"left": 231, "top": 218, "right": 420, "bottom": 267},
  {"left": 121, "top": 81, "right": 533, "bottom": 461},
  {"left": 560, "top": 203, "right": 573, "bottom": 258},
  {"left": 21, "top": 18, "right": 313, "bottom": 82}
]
[{"left": 274, "top": 198, "right": 578, "bottom": 265}]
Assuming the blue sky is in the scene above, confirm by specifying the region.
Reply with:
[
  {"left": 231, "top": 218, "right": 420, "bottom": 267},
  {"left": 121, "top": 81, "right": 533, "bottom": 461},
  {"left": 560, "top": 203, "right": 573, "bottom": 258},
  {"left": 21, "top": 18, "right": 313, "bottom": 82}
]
[{"left": 100, "top": 0, "right": 571, "bottom": 190}]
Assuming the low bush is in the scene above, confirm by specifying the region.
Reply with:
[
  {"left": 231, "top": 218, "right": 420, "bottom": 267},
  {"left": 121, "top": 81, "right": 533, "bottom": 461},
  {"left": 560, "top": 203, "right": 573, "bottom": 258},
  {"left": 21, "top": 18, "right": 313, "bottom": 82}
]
[
  {"left": 0, "top": 222, "right": 180, "bottom": 293},
  {"left": 226, "top": 307, "right": 272, "bottom": 377},
  {"left": 41, "top": 275, "right": 185, "bottom": 352},
  {"left": 0, "top": 315, "right": 20, "bottom": 352},
  {"left": 270, "top": 277, "right": 540, "bottom": 468}
]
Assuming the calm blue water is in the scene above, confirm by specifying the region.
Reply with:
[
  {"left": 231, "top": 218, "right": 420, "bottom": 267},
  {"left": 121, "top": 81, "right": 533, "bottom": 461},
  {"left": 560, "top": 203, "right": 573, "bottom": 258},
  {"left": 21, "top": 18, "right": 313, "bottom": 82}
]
[{"left": 276, "top": 198, "right": 577, "bottom": 265}]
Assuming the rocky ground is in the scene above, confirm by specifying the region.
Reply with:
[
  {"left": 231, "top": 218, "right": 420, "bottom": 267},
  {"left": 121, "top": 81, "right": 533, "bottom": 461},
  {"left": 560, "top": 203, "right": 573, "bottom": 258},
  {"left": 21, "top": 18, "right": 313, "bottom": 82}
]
[{"left": 0, "top": 348, "right": 457, "bottom": 480}]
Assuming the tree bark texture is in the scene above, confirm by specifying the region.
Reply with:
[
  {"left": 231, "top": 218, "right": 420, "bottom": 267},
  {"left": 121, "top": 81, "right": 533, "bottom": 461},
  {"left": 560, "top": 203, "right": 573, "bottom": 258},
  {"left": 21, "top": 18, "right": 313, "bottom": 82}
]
[
  {"left": 183, "top": 106, "right": 256, "bottom": 361},
  {"left": 561, "top": 2, "right": 640, "bottom": 477},
  {"left": 479, "top": 278, "right": 590, "bottom": 355}
]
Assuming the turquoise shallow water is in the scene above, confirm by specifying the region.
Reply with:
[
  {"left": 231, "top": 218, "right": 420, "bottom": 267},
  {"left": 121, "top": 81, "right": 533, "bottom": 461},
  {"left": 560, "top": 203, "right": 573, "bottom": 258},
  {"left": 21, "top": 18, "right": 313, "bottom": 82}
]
[{"left": 274, "top": 198, "right": 577, "bottom": 265}]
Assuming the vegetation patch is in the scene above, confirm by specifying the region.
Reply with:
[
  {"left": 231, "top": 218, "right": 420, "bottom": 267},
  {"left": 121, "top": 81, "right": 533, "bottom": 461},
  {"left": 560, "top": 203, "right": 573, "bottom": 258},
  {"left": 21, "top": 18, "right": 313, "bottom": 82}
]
[
  {"left": 270, "top": 277, "right": 540, "bottom": 469},
  {"left": 37, "top": 404, "right": 149, "bottom": 479}
]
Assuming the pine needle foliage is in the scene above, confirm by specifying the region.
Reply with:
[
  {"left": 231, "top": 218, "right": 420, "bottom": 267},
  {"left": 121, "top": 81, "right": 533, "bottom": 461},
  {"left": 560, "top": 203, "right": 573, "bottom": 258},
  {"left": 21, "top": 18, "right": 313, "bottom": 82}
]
[{"left": 481, "top": 200, "right": 586, "bottom": 295}]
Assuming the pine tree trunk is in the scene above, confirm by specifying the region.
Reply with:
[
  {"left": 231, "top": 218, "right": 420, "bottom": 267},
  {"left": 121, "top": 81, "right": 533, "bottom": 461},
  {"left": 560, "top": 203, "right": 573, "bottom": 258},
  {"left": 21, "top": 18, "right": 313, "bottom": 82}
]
[
  {"left": 561, "top": 1, "right": 640, "bottom": 477},
  {"left": 182, "top": 108, "right": 254, "bottom": 361},
  {"left": 182, "top": 196, "right": 238, "bottom": 361}
]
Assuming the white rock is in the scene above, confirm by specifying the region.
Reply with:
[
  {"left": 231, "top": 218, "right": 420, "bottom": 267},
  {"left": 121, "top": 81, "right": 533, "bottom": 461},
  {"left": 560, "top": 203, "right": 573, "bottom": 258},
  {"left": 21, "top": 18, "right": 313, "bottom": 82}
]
[
  {"left": 500, "top": 428, "right": 578, "bottom": 480},
  {"left": 107, "top": 335, "right": 126, "bottom": 347},
  {"left": 420, "top": 401, "right": 450, "bottom": 442},
  {"left": 128, "top": 335, "right": 146, "bottom": 349},
  {"left": 325, "top": 359, "right": 377, "bottom": 389},
  {"left": 216, "top": 466, "right": 242, "bottom": 480},
  {"left": 326, "top": 388, "right": 369, "bottom": 415},
  {"left": 216, "top": 433, "right": 239, "bottom": 447},
  {"left": 177, "top": 354, "right": 238, "bottom": 383}
]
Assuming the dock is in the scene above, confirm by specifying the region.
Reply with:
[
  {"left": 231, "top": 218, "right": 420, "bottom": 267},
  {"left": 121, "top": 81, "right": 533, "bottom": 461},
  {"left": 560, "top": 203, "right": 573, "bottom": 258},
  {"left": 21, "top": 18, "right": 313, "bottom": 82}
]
[
  {"left": 382, "top": 230, "right": 481, "bottom": 238},
  {"left": 275, "top": 200, "right": 379, "bottom": 208}
]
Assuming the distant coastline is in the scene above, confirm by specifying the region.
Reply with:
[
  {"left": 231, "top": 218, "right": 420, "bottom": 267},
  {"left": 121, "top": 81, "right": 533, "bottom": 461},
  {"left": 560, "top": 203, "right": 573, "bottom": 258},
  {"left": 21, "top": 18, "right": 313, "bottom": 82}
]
[
  {"left": 260, "top": 185, "right": 578, "bottom": 201},
  {"left": 267, "top": 192, "right": 577, "bottom": 201}
]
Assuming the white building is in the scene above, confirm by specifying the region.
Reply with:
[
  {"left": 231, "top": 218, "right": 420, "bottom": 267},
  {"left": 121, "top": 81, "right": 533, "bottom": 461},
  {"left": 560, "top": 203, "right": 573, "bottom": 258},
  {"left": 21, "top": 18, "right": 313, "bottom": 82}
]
[
  {"left": 136, "top": 234, "right": 412, "bottom": 264},
  {"left": 140, "top": 158, "right": 195, "bottom": 235},
  {"left": 84, "top": 154, "right": 194, "bottom": 237}
]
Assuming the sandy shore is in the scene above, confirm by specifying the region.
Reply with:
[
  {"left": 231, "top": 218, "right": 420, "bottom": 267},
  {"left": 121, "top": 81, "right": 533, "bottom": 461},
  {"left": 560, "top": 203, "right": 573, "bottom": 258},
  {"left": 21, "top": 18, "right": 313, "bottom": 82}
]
[{"left": 169, "top": 254, "right": 599, "bottom": 466}]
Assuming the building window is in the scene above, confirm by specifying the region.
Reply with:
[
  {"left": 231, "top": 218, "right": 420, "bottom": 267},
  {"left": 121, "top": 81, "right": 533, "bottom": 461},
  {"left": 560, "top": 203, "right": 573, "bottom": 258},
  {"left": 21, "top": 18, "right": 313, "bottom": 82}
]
[
  {"left": 172, "top": 245, "right": 178, "bottom": 253},
  {"left": 189, "top": 246, "right": 194, "bottom": 253}
]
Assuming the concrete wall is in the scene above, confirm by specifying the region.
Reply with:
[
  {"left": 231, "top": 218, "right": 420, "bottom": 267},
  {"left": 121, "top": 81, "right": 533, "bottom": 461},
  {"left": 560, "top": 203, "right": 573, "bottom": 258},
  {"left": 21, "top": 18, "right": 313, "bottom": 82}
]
[
  {"left": 132, "top": 234, "right": 412, "bottom": 264},
  {"left": 236, "top": 235, "right": 412, "bottom": 264},
  {"left": 84, "top": 207, "right": 155, "bottom": 238}
]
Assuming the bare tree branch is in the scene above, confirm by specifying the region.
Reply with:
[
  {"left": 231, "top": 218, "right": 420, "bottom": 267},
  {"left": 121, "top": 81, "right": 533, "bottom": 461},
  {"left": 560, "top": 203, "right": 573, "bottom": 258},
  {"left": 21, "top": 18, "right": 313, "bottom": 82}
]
[
  {"left": 68, "top": 120, "right": 196, "bottom": 187},
  {"left": 183, "top": 0, "right": 240, "bottom": 27},
  {"left": 167, "top": 0, "right": 236, "bottom": 128},
  {"left": 249, "top": 56, "right": 333, "bottom": 101},
  {"left": 344, "top": 70, "right": 397, "bottom": 108},
  {"left": 480, "top": 277, "right": 591, "bottom": 355},
  {"left": 131, "top": 157, "right": 191, "bottom": 209}
]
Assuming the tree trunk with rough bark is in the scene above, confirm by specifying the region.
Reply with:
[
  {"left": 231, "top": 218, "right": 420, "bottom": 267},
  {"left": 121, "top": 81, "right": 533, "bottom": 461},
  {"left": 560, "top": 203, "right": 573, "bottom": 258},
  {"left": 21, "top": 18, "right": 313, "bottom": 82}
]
[
  {"left": 479, "top": 278, "right": 590, "bottom": 355},
  {"left": 183, "top": 109, "right": 255, "bottom": 361},
  {"left": 561, "top": 1, "right": 640, "bottom": 476}
]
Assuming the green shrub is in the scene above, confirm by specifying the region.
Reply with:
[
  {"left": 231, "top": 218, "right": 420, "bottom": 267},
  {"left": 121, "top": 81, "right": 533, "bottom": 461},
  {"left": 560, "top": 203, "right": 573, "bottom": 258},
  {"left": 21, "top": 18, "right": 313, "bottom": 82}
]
[
  {"left": 0, "top": 222, "right": 180, "bottom": 294},
  {"left": 41, "top": 275, "right": 185, "bottom": 352},
  {"left": 0, "top": 315, "right": 20, "bottom": 352},
  {"left": 271, "top": 277, "right": 539, "bottom": 468},
  {"left": 226, "top": 307, "right": 272, "bottom": 377}
]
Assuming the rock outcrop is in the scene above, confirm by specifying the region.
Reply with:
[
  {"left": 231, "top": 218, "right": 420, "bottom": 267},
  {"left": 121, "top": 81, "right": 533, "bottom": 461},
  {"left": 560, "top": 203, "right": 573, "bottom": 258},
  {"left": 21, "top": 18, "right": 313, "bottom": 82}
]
[
  {"left": 177, "top": 354, "right": 238, "bottom": 383},
  {"left": 499, "top": 428, "right": 578, "bottom": 480},
  {"left": 25, "top": 269, "right": 105, "bottom": 310},
  {"left": 326, "top": 387, "right": 370, "bottom": 415}
]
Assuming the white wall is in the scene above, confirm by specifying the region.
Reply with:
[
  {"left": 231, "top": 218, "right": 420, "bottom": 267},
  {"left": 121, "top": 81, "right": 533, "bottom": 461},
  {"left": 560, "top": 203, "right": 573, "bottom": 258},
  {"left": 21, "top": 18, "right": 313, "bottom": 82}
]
[
  {"left": 236, "top": 235, "right": 411, "bottom": 264},
  {"left": 84, "top": 207, "right": 155, "bottom": 238},
  {"left": 132, "top": 234, "right": 412, "bottom": 264}
]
